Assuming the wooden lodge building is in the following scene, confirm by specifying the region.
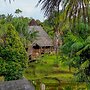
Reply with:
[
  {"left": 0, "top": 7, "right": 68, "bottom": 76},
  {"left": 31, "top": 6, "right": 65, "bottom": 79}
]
[{"left": 28, "top": 19, "right": 53, "bottom": 60}]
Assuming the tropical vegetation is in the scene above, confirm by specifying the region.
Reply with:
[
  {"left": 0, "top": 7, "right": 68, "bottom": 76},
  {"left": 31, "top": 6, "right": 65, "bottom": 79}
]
[
  {"left": 0, "top": 24, "right": 28, "bottom": 80},
  {"left": 0, "top": 0, "right": 90, "bottom": 89}
]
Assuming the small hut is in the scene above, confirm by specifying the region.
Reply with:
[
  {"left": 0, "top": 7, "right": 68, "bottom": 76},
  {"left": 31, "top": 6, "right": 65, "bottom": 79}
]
[{"left": 28, "top": 19, "right": 53, "bottom": 60}]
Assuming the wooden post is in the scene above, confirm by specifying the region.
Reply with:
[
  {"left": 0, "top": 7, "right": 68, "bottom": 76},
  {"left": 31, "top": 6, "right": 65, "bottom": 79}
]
[{"left": 40, "top": 83, "right": 45, "bottom": 90}]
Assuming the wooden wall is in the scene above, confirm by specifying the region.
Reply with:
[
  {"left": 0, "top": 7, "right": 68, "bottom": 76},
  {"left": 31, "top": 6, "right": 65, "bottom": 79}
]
[{"left": 29, "top": 46, "right": 53, "bottom": 60}]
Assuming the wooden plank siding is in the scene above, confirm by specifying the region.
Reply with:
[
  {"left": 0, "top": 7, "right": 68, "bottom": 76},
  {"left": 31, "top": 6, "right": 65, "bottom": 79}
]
[{"left": 29, "top": 46, "right": 54, "bottom": 60}]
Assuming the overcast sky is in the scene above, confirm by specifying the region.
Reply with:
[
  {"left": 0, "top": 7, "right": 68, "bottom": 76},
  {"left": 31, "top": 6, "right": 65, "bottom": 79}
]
[{"left": 0, "top": 0, "right": 44, "bottom": 21}]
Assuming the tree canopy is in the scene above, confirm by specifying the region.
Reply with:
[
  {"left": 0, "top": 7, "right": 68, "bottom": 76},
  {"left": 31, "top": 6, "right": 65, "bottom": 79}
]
[{"left": 0, "top": 24, "right": 28, "bottom": 81}]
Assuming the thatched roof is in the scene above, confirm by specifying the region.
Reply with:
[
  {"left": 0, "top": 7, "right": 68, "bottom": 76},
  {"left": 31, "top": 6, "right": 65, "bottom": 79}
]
[
  {"left": 29, "top": 19, "right": 38, "bottom": 26},
  {"left": 29, "top": 22, "right": 53, "bottom": 47}
]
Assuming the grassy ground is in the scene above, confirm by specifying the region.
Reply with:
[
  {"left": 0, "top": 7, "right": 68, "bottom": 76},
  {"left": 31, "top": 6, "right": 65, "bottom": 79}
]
[
  {"left": 0, "top": 76, "right": 4, "bottom": 81},
  {"left": 24, "top": 54, "right": 87, "bottom": 90}
]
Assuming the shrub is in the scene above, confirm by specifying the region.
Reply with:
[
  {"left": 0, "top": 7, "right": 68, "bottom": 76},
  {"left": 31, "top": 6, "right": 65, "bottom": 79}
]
[{"left": 0, "top": 24, "right": 28, "bottom": 81}]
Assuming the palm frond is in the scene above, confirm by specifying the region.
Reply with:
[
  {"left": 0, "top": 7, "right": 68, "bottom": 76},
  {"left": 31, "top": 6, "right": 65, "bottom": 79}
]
[
  {"left": 76, "top": 44, "right": 90, "bottom": 55},
  {"left": 71, "top": 41, "right": 84, "bottom": 51},
  {"left": 80, "top": 60, "right": 89, "bottom": 69},
  {"left": 85, "top": 36, "right": 90, "bottom": 44},
  {"left": 37, "top": 0, "right": 90, "bottom": 25}
]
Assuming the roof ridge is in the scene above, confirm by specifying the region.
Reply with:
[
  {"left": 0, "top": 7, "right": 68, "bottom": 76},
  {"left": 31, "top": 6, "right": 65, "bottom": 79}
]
[{"left": 29, "top": 19, "right": 38, "bottom": 26}]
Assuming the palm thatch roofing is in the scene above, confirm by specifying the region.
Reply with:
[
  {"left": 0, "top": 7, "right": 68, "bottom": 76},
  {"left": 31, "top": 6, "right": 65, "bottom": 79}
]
[
  {"left": 29, "top": 19, "right": 38, "bottom": 26},
  {"left": 29, "top": 20, "right": 53, "bottom": 47}
]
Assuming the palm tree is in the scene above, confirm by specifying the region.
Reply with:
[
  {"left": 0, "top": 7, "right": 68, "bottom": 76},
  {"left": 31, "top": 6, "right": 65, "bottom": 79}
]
[
  {"left": 37, "top": 0, "right": 90, "bottom": 24},
  {"left": 15, "top": 9, "right": 22, "bottom": 15},
  {"left": 61, "top": 22, "right": 90, "bottom": 81},
  {"left": 4, "top": 0, "right": 12, "bottom": 3},
  {"left": 38, "top": 1, "right": 64, "bottom": 53},
  {"left": 37, "top": 0, "right": 90, "bottom": 56}
]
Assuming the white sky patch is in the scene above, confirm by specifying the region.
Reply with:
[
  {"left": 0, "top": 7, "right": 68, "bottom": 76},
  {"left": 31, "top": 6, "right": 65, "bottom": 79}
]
[{"left": 0, "top": 0, "right": 44, "bottom": 21}]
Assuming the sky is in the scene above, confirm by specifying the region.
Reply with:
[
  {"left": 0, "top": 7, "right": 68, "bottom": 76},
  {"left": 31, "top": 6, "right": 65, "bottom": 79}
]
[{"left": 0, "top": 0, "right": 44, "bottom": 21}]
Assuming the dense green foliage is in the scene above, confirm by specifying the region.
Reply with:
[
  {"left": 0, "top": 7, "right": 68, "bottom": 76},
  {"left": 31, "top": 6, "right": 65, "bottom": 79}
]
[
  {"left": 38, "top": 0, "right": 90, "bottom": 83},
  {"left": 61, "top": 22, "right": 90, "bottom": 82},
  {"left": 38, "top": 0, "right": 90, "bottom": 27},
  {"left": 24, "top": 54, "right": 87, "bottom": 89},
  {"left": 0, "top": 24, "right": 28, "bottom": 81},
  {"left": 0, "top": 1, "right": 90, "bottom": 87},
  {"left": 11, "top": 17, "right": 38, "bottom": 48},
  {"left": 0, "top": 13, "right": 41, "bottom": 81},
  {"left": 0, "top": 14, "right": 38, "bottom": 47}
]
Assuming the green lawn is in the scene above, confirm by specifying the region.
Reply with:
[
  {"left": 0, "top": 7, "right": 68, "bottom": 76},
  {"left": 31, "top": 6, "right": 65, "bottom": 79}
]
[{"left": 24, "top": 54, "right": 87, "bottom": 90}]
